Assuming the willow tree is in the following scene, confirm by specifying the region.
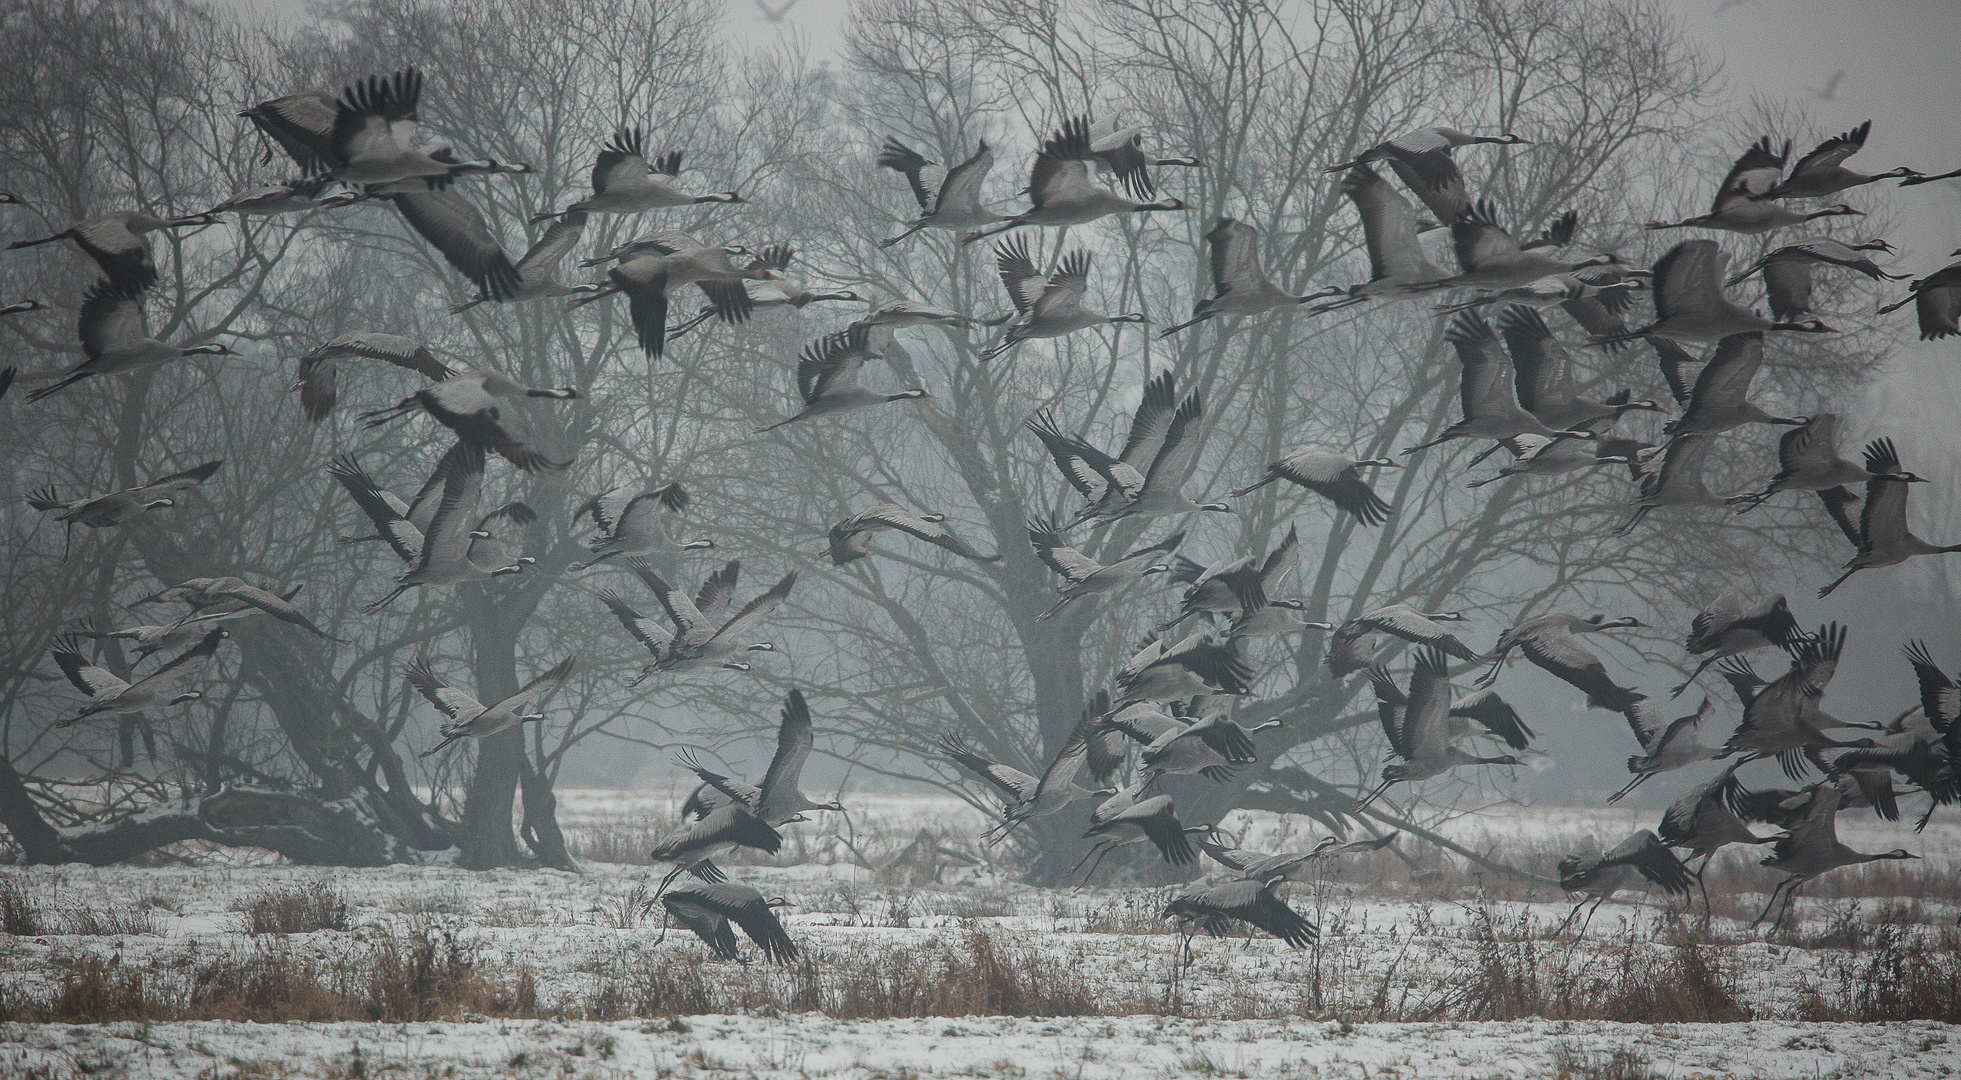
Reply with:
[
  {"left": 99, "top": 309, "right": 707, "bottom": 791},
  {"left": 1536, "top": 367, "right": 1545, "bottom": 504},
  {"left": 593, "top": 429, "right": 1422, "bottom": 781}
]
[
  {"left": 0, "top": 0, "right": 1890, "bottom": 878},
  {"left": 0, "top": 0, "right": 810, "bottom": 867},
  {"left": 637, "top": 0, "right": 1885, "bottom": 882}
]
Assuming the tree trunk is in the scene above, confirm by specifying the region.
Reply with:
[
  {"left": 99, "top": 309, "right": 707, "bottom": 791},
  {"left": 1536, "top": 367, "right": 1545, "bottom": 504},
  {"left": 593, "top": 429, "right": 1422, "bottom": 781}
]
[
  {"left": 0, "top": 765, "right": 418, "bottom": 868},
  {"left": 0, "top": 757, "right": 68, "bottom": 864},
  {"left": 458, "top": 585, "right": 527, "bottom": 869},
  {"left": 517, "top": 754, "right": 574, "bottom": 870}
]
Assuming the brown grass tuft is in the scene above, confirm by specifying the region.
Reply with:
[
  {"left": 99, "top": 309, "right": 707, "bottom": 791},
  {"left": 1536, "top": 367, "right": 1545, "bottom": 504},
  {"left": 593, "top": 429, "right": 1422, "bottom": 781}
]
[
  {"left": 582, "top": 925, "right": 1113, "bottom": 1020},
  {"left": 0, "top": 926, "right": 527, "bottom": 1024},
  {"left": 1798, "top": 925, "right": 1961, "bottom": 1023},
  {"left": 56, "top": 903, "right": 161, "bottom": 937},
  {"left": 1438, "top": 904, "right": 1748, "bottom": 1022},
  {"left": 238, "top": 881, "right": 349, "bottom": 935},
  {"left": 0, "top": 878, "right": 48, "bottom": 936}
]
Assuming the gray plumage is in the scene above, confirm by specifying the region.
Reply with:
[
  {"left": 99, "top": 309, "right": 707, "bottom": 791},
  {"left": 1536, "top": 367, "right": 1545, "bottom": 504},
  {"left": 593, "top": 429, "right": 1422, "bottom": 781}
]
[
  {"left": 25, "top": 279, "right": 240, "bottom": 402},
  {"left": 50, "top": 628, "right": 225, "bottom": 727},
  {"left": 659, "top": 882, "right": 796, "bottom": 963},
  {"left": 408, "top": 655, "right": 575, "bottom": 757},
  {"left": 293, "top": 332, "right": 452, "bottom": 422},
  {"left": 27, "top": 460, "right": 222, "bottom": 560}
]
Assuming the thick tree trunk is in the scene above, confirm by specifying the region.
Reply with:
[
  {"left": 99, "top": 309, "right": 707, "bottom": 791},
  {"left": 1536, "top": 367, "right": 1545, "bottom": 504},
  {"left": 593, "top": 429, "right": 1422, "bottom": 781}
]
[
  {"left": 459, "top": 729, "right": 526, "bottom": 869},
  {"left": 459, "top": 585, "right": 527, "bottom": 869},
  {"left": 0, "top": 758, "right": 68, "bottom": 864},
  {"left": 0, "top": 770, "right": 418, "bottom": 868},
  {"left": 517, "top": 755, "right": 574, "bottom": 870}
]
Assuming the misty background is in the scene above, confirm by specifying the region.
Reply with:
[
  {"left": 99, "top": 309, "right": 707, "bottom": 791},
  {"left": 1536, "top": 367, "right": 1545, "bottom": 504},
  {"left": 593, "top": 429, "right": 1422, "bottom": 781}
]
[
  {"left": 635, "top": 0, "right": 1961, "bottom": 806},
  {"left": 519, "top": 0, "right": 1961, "bottom": 804},
  {"left": 1, "top": 0, "right": 1956, "bottom": 881}
]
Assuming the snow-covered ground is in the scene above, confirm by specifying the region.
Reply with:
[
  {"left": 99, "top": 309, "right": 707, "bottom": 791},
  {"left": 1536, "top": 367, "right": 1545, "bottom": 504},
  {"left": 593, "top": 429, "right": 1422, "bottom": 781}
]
[
  {"left": 1, "top": 794, "right": 1955, "bottom": 1078},
  {"left": 2, "top": 1016, "right": 1955, "bottom": 1079}
]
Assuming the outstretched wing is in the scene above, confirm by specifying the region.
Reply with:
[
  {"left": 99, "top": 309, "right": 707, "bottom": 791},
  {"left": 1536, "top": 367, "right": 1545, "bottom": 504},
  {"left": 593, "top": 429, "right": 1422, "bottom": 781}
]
[
  {"left": 634, "top": 557, "right": 708, "bottom": 634},
  {"left": 1025, "top": 411, "right": 1109, "bottom": 501},
  {"left": 877, "top": 137, "right": 935, "bottom": 212},
  {"left": 1903, "top": 641, "right": 1958, "bottom": 731},
  {"left": 242, "top": 90, "right": 341, "bottom": 173},
  {"left": 940, "top": 734, "right": 1038, "bottom": 802},
  {"left": 1033, "top": 250, "right": 1091, "bottom": 318},
  {"left": 1027, "top": 515, "right": 1100, "bottom": 581},
  {"left": 1621, "top": 698, "right": 1664, "bottom": 751},
  {"left": 936, "top": 140, "right": 995, "bottom": 214},
  {"left": 389, "top": 185, "right": 523, "bottom": 301},
  {"left": 1206, "top": 218, "right": 1264, "bottom": 296},
  {"left": 515, "top": 210, "right": 589, "bottom": 278},
  {"left": 1816, "top": 485, "right": 1865, "bottom": 549},
  {"left": 995, "top": 236, "right": 1044, "bottom": 315},
  {"left": 1711, "top": 136, "right": 1788, "bottom": 211},
  {"left": 405, "top": 659, "right": 482, "bottom": 719},
  {"left": 1117, "top": 371, "right": 1181, "bottom": 476},
  {"left": 596, "top": 590, "right": 667, "bottom": 658},
  {"left": 1787, "top": 122, "right": 1869, "bottom": 181},
  {"left": 709, "top": 571, "right": 796, "bottom": 646},
  {"left": 756, "top": 689, "right": 816, "bottom": 821},
  {"left": 1451, "top": 688, "right": 1533, "bottom": 750},
  {"left": 499, "top": 655, "right": 575, "bottom": 714},
  {"left": 692, "top": 559, "right": 741, "bottom": 624},
  {"left": 50, "top": 636, "right": 130, "bottom": 698},
  {"left": 328, "top": 454, "right": 423, "bottom": 562},
  {"left": 1367, "top": 664, "right": 1411, "bottom": 758}
]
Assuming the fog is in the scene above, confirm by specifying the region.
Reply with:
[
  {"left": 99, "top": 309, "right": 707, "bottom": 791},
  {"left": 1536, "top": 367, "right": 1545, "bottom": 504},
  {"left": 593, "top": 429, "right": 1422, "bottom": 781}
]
[{"left": 3, "top": 0, "right": 1956, "bottom": 881}]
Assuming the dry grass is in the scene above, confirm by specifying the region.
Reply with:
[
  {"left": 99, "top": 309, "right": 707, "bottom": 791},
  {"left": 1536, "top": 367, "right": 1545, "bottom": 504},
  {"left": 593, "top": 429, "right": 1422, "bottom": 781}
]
[
  {"left": 1, "top": 878, "right": 48, "bottom": 936},
  {"left": 581, "top": 925, "right": 1115, "bottom": 1020},
  {"left": 0, "top": 926, "right": 530, "bottom": 1024},
  {"left": 0, "top": 879, "right": 159, "bottom": 937},
  {"left": 4, "top": 909, "right": 1961, "bottom": 1025},
  {"left": 1552, "top": 1044, "right": 1663, "bottom": 1080},
  {"left": 56, "top": 903, "right": 160, "bottom": 936},
  {"left": 237, "top": 881, "right": 349, "bottom": 935},
  {"left": 1798, "top": 925, "right": 1961, "bottom": 1023},
  {"left": 1054, "top": 890, "right": 1174, "bottom": 935},
  {"left": 1430, "top": 904, "right": 1749, "bottom": 1022},
  {"left": 565, "top": 819, "right": 666, "bottom": 866},
  {"left": 586, "top": 882, "right": 657, "bottom": 930}
]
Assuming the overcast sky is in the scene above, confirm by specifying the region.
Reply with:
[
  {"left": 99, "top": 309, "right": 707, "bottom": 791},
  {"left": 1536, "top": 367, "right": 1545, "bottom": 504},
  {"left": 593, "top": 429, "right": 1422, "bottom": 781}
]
[
  {"left": 716, "top": 0, "right": 1961, "bottom": 420},
  {"left": 696, "top": 0, "right": 1961, "bottom": 798},
  {"left": 224, "top": 0, "right": 1961, "bottom": 421},
  {"left": 214, "top": 0, "right": 1961, "bottom": 798}
]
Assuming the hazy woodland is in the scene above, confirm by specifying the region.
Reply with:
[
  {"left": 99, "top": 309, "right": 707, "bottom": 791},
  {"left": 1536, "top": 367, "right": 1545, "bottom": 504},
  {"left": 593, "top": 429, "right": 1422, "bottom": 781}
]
[{"left": 0, "top": 0, "right": 1959, "bottom": 1073}]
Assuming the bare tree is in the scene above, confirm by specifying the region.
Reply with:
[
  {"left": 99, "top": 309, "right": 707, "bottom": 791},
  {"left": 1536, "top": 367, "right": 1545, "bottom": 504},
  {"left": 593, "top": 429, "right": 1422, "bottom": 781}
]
[
  {"left": 0, "top": 0, "right": 1894, "bottom": 880},
  {"left": 633, "top": 0, "right": 1886, "bottom": 882}
]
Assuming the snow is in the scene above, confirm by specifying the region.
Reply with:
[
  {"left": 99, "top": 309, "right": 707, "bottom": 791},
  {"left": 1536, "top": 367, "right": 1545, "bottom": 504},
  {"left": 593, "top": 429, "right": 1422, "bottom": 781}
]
[
  {"left": 0, "top": 1016, "right": 1953, "bottom": 1079},
  {"left": 1, "top": 795, "right": 1954, "bottom": 1075}
]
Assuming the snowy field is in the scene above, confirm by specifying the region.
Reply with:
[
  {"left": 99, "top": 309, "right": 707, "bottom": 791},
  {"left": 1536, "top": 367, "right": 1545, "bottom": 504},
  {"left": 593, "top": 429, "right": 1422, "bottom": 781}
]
[
  {"left": 1, "top": 793, "right": 1957, "bottom": 1078},
  {"left": 3, "top": 1017, "right": 1955, "bottom": 1079}
]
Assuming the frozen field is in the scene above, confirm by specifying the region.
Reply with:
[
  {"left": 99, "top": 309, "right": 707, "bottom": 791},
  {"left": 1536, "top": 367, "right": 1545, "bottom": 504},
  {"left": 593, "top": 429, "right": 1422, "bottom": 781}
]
[
  {"left": 2, "top": 1016, "right": 1955, "bottom": 1079},
  {"left": 1, "top": 793, "right": 1957, "bottom": 1078}
]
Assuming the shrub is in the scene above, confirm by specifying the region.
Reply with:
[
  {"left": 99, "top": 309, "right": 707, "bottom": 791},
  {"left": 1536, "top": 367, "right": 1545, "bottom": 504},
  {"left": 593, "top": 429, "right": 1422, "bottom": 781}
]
[
  {"left": 0, "top": 878, "right": 48, "bottom": 936},
  {"left": 239, "top": 881, "right": 349, "bottom": 934}
]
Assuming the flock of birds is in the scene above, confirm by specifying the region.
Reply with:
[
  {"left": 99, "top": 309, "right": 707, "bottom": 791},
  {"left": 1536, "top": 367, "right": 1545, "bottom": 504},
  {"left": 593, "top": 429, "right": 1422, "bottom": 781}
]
[{"left": 5, "top": 62, "right": 1961, "bottom": 965}]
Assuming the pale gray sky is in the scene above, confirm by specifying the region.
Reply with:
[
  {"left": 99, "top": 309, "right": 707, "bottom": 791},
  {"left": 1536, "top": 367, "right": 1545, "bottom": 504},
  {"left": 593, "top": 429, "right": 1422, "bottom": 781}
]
[
  {"left": 734, "top": 0, "right": 1961, "bottom": 432},
  {"left": 211, "top": 0, "right": 1961, "bottom": 795},
  {"left": 1679, "top": 0, "right": 1961, "bottom": 415}
]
